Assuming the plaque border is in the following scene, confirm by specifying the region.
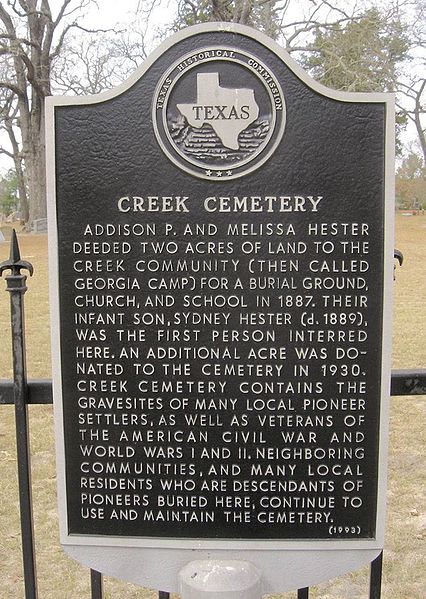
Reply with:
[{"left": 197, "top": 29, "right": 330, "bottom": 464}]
[{"left": 46, "top": 21, "right": 394, "bottom": 592}]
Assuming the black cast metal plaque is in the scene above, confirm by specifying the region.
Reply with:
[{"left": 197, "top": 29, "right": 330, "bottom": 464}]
[{"left": 48, "top": 24, "right": 393, "bottom": 559}]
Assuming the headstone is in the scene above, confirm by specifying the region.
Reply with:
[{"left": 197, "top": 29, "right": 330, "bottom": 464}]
[
  {"left": 32, "top": 218, "right": 48, "bottom": 233},
  {"left": 46, "top": 23, "right": 394, "bottom": 593}
]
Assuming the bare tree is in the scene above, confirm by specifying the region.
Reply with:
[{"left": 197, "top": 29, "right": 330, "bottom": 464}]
[
  {"left": 396, "top": 1, "right": 426, "bottom": 163},
  {"left": 52, "top": 27, "right": 150, "bottom": 96},
  {"left": 0, "top": 0, "right": 126, "bottom": 225},
  {"left": 398, "top": 80, "right": 426, "bottom": 164},
  {"left": 0, "top": 88, "right": 29, "bottom": 220},
  {"left": 172, "top": 0, "right": 371, "bottom": 46}
]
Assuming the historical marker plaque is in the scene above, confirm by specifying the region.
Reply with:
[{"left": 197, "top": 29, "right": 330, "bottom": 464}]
[{"left": 47, "top": 23, "right": 394, "bottom": 592}]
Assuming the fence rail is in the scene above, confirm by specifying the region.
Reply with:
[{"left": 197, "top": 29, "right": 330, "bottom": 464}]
[{"left": 1, "top": 371, "right": 426, "bottom": 405}]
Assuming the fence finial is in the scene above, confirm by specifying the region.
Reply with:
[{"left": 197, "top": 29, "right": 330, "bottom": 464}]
[
  {"left": 0, "top": 229, "right": 34, "bottom": 279},
  {"left": 393, "top": 249, "right": 403, "bottom": 281},
  {"left": 394, "top": 249, "right": 403, "bottom": 267}
]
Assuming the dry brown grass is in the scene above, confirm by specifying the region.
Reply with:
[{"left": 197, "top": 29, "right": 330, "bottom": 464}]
[{"left": 0, "top": 213, "right": 425, "bottom": 598}]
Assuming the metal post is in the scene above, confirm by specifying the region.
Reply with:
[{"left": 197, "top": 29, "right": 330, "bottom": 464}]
[
  {"left": 90, "top": 569, "right": 103, "bottom": 599},
  {"left": 179, "top": 560, "right": 262, "bottom": 598},
  {"left": 0, "top": 230, "right": 37, "bottom": 599},
  {"left": 369, "top": 552, "right": 383, "bottom": 599}
]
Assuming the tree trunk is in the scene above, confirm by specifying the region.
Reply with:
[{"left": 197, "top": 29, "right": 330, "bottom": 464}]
[
  {"left": 4, "top": 116, "right": 29, "bottom": 221},
  {"left": 414, "top": 83, "right": 426, "bottom": 166},
  {"left": 25, "top": 90, "right": 47, "bottom": 227},
  {"left": 27, "top": 130, "right": 47, "bottom": 225},
  {"left": 15, "top": 157, "right": 29, "bottom": 223}
]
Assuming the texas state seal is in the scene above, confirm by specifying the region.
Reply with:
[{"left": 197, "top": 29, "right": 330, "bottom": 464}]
[{"left": 153, "top": 47, "right": 286, "bottom": 180}]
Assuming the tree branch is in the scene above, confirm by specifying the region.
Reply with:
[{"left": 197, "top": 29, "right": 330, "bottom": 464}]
[
  {"left": 50, "top": 21, "right": 123, "bottom": 60},
  {"left": 54, "top": 0, "right": 95, "bottom": 26},
  {"left": 53, "top": 0, "right": 74, "bottom": 27},
  {"left": 0, "top": 80, "right": 25, "bottom": 97},
  {"left": 72, "top": 24, "right": 125, "bottom": 35},
  {"left": 0, "top": 33, "right": 39, "bottom": 49},
  {"left": 0, "top": 147, "right": 15, "bottom": 159},
  {"left": 7, "top": 1, "right": 27, "bottom": 19}
]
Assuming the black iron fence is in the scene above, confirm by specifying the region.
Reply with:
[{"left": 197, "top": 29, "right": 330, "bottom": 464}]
[{"left": 1, "top": 231, "right": 425, "bottom": 599}]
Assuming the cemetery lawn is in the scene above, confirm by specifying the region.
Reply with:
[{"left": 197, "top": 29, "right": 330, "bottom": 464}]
[{"left": 0, "top": 213, "right": 425, "bottom": 599}]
